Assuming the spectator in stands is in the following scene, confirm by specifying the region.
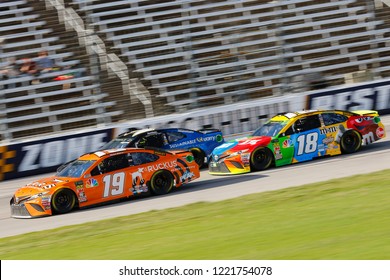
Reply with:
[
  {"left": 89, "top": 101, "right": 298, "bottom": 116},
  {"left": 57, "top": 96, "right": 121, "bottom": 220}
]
[
  {"left": 19, "top": 58, "right": 37, "bottom": 76},
  {"left": 36, "top": 50, "right": 54, "bottom": 74},
  {"left": 0, "top": 57, "right": 19, "bottom": 79},
  {"left": 19, "top": 58, "right": 39, "bottom": 84},
  {"left": 54, "top": 62, "right": 83, "bottom": 89}
]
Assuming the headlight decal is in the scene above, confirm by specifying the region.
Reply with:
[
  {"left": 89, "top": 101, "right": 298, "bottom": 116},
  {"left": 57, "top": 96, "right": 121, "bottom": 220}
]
[{"left": 29, "top": 191, "right": 50, "bottom": 201}]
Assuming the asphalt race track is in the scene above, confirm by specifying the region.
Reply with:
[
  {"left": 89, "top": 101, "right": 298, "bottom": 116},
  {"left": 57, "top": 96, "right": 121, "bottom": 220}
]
[{"left": 1, "top": 116, "right": 390, "bottom": 238}]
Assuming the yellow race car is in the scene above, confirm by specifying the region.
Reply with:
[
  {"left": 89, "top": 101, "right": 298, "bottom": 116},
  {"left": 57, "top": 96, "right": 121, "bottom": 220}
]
[
  {"left": 209, "top": 110, "right": 386, "bottom": 175},
  {"left": 10, "top": 148, "right": 200, "bottom": 218}
]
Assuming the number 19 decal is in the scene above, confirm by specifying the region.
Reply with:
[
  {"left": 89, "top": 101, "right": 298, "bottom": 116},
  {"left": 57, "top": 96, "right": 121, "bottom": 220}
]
[
  {"left": 296, "top": 132, "right": 318, "bottom": 155},
  {"left": 103, "top": 172, "right": 125, "bottom": 197}
]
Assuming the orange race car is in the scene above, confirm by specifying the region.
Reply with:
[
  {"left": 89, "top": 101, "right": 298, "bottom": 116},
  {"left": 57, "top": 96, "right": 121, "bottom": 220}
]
[{"left": 10, "top": 148, "right": 200, "bottom": 218}]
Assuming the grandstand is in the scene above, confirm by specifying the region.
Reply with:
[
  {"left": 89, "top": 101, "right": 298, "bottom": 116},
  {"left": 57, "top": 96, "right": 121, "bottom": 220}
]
[
  {"left": 1, "top": 0, "right": 390, "bottom": 141},
  {"left": 0, "top": 0, "right": 122, "bottom": 141}
]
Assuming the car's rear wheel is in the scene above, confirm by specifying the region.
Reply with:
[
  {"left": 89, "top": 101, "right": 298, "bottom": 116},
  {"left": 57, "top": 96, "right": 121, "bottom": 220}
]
[
  {"left": 250, "top": 147, "right": 273, "bottom": 171},
  {"left": 340, "top": 130, "right": 362, "bottom": 154},
  {"left": 190, "top": 148, "right": 205, "bottom": 167},
  {"left": 150, "top": 170, "right": 174, "bottom": 195},
  {"left": 51, "top": 188, "right": 76, "bottom": 214}
]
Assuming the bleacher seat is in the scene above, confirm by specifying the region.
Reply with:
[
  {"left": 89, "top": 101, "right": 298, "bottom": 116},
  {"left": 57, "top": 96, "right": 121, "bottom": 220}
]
[
  {"left": 2, "top": 29, "right": 53, "bottom": 41},
  {"left": 69, "top": 0, "right": 389, "bottom": 109},
  {"left": 0, "top": 0, "right": 121, "bottom": 141},
  {"left": 0, "top": 6, "right": 32, "bottom": 17},
  {"left": 3, "top": 0, "right": 390, "bottom": 141},
  {"left": 0, "top": 0, "right": 26, "bottom": 8}
]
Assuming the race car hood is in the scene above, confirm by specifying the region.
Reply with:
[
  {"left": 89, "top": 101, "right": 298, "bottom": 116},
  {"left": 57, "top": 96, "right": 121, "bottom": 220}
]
[
  {"left": 212, "top": 136, "right": 272, "bottom": 156},
  {"left": 14, "top": 177, "right": 68, "bottom": 198}
]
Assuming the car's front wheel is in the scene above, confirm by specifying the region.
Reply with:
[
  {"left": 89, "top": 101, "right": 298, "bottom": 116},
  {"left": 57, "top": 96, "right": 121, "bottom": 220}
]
[
  {"left": 51, "top": 188, "right": 76, "bottom": 214},
  {"left": 250, "top": 147, "right": 273, "bottom": 171},
  {"left": 340, "top": 130, "right": 362, "bottom": 154},
  {"left": 150, "top": 170, "right": 174, "bottom": 195}
]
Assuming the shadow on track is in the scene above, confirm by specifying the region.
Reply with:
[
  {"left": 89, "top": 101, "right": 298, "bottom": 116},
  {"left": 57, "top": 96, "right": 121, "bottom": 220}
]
[
  {"left": 172, "top": 173, "right": 267, "bottom": 194},
  {"left": 72, "top": 173, "right": 266, "bottom": 215},
  {"left": 357, "top": 138, "right": 390, "bottom": 154}
]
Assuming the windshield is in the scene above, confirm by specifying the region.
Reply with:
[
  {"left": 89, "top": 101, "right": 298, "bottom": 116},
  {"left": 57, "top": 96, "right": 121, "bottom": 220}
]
[
  {"left": 252, "top": 121, "right": 287, "bottom": 137},
  {"left": 101, "top": 138, "right": 133, "bottom": 149},
  {"left": 56, "top": 160, "right": 96, "bottom": 178}
]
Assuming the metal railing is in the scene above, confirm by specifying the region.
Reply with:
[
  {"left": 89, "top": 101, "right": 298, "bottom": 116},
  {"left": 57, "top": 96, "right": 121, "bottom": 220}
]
[{"left": 44, "top": 0, "right": 154, "bottom": 117}]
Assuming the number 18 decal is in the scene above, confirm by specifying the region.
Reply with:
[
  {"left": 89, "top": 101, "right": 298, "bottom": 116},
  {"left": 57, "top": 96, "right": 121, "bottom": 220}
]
[
  {"left": 103, "top": 172, "right": 125, "bottom": 197},
  {"left": 296, "top": 132, "right": 318, "bottom": 155}
]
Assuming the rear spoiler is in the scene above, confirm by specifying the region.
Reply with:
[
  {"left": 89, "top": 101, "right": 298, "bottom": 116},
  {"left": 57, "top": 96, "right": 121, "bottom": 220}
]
[
  {"left": 351, "top": 110, "right": 379, "bottom": 116},
  {"left": 198, "top": 128, "right": 221, "bottom": 134}
]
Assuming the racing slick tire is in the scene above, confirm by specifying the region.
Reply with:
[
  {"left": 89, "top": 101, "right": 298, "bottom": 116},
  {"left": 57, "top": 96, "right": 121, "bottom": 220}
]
[
  {"left": 51, "top": 188, "right": 76, "bottom": 214},
  {"left": 150, "top": 170, "right": 174, "bottom": 195},
  {"left": 250, "top": 147, "right": 273, "bottom": 171},
  {"left": 340, "top": 130, "right": 362, "bottom": 154},
  {"left": 190, "top": 148, "right": 206, "bottom": 168}
]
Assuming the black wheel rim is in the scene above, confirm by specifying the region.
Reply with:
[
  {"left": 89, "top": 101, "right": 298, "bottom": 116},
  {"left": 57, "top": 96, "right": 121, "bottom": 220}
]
[
  {"left": 251, "top": 148, "right": 271, "bottom": 171},
  {"left": 153, "top": 172, "right": 172, "bottom": 193},
  {"left": 254, "top": 150, "right": 266, "bottom": 163},
  {"left": 54, "top": 191, "right": 73, "bottom": 212},
  {"left": 345, "top": 135, "right": 354, "bottom": 146},
  {"left": 156, "top": 174, "right": 168, "bottom": 189},
  {"left": 342, "top": 132, "right": 360, "bottom": 153}
]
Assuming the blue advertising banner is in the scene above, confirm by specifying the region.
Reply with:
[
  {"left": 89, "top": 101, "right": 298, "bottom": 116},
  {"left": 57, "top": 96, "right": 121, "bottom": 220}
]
[
  {"left": 0, "top": 129, "right": 114, "bottom": 181},
  {"left": 305, "top": 80, "right": 390, "bottom": 114}
]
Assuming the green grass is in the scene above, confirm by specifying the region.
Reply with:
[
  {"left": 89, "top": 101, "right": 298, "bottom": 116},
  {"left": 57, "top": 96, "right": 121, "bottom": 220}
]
[{"left": 1, "top": 169, "right": 390, "bottom": 259}]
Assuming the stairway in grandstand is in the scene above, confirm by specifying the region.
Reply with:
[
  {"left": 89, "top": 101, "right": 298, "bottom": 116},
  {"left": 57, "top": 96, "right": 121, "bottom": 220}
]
[
  {"left": 70, "top": 0, "right": 390, "bottom": 112},
  {"left": 0, "top": 0, "right": 121, "bottom": 141}
]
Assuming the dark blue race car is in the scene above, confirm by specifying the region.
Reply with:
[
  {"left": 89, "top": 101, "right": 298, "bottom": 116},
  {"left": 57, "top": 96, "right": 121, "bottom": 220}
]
[{"left": 101, "top": 128, "right": 225, "bottom": 167}]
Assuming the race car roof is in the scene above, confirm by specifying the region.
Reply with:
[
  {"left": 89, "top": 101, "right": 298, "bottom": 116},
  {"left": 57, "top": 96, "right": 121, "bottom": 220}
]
[
  {"left": 131, "top": 128, "right": 155, "bottom": 137},
  {"left": 272, "top": 110, "right": 319, "bottom": 120}
]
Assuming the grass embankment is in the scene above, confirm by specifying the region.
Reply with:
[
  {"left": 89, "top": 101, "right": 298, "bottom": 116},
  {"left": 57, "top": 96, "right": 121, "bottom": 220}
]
[{"left": 1, "top": 169, "right": 389, "bottom": 259}]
